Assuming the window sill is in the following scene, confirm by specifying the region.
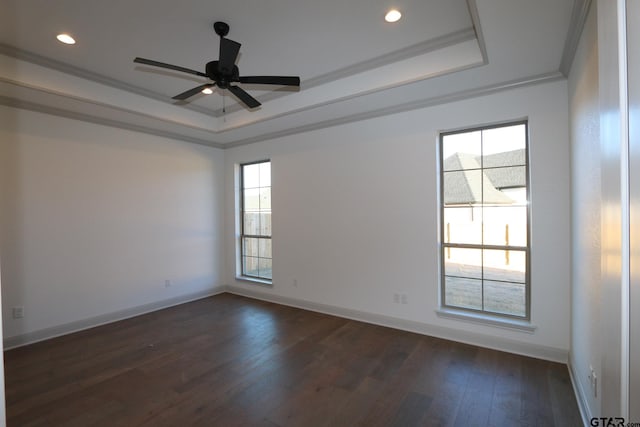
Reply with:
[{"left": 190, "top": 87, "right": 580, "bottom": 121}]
[
  {"left": 235, "top": 276, "right": 273, "bottom": 287},
  {"left": 436, "top": 308, "right": 537, "bottom": 333}
]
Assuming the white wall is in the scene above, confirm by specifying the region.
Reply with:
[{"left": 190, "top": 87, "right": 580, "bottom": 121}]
[
  {"left": 597, "top": 0, "right": 627, "bottom": 417},
  {"left": 569, "top": 0, "right": 640, "bottom": 419},
  {"left": 568, "top": 4, "right": 601, "bottom": 418},
  {"left": 629, "top": 0, "right": 640, "bottom": 418},
  {"left": 224, "top": 80, "right": 571, "bottom": 359},
  {"left": 0, "top": 106, "right": 225, "bottom": 344}
]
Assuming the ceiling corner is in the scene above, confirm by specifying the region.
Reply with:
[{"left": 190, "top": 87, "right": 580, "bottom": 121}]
[{"left": 559, "top": 0, "right": 593, "bottom": 76}]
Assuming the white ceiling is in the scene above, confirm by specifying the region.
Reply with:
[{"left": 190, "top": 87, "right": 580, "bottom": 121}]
[{"left": 0, "top": 0, "right": 584, "bottom": 148}]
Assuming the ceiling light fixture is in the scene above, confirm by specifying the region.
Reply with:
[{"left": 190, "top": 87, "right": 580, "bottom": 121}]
[
  {"left": 56, "top": 33, "right": 76, "bottom": 45},
  {"left": 385, "top": 9, "right": 402, "bottom": 23},
  {"left": 201, "top": 88, "right": 214, "bottom": 95}
]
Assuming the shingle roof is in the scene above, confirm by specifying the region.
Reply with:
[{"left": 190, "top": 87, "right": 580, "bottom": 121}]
[
  {"left": 443, "top": 149, "right": 526, "bottom": 205},
  {"left": 482, "top": 149, "right": 526, "bottom": 189}
]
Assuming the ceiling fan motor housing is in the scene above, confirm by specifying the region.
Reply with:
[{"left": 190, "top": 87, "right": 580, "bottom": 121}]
[{"left": 206, "top": 61, "right": 239, "bottom": 88}]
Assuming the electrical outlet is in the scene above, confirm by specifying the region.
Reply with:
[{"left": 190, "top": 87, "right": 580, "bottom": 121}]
[
  {"left": 12, "top": 306, "right": 24, "bottom": 319},
  {"left": 293, "top": 279, "right": 298, "bottom": 287},
  {"left": 401, "top": 294, "right": 408, "bottom": 304},
  {"left": 393, "top": 293, "right": 400, "bottom": 303},
  {"left": 165, "top": 280, "right": 171, "bottom": 288}
]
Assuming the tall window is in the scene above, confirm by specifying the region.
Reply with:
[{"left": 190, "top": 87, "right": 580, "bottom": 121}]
[
  {"left": 440, "top": 122, "right": 529, "bottom": 319},
  {"left": 240, "top": 160, "right": 272, "bottom": 281}
]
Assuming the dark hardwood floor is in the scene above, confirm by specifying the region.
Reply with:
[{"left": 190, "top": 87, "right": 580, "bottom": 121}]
[{"left": 4, "top": 293, "right": 583, "bottom": 426}]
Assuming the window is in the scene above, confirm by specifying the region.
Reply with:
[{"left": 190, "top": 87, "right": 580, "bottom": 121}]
[
  {"left": 240, "top": 160, "right": 272, "bottom": 281},
  {"left": 440, "top": 122, "right": 529, "bottom": 319}
]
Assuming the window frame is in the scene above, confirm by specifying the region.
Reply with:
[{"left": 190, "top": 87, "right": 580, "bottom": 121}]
[
  {"left": 439, "top": 120, "right": 531, "bottom": 320},
  {"left": 239, "top": 159, "right": 272, "bottom": 283}
]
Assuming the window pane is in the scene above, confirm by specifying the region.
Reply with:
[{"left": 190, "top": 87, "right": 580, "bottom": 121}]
[
  {"left": 483, "top": 249, "right": 526, "bottom": 283},
  {"left": 243, "top": 164, "right": 260, "bottom": 189},
  {"left": 482, "top": 206, "right": 527, "bottom": 246},
  {"left": 259, "top": 187, "right": 271, "bottom": 210},
  {"left": 484, "top": 281, "right": 526, "bottom": 317},
  {"left": 243, "top": 212, "right": 260, "bottom": 235},
  {"left": 444, "top": 206, "right": 482, "bottom": 245},
  {"left": 258, "top": 238, "right": 272, "bottom": 258},
  {"left": 443, "top": 170, "right": 482, "bottom": 205},
  {"left": 244, "top": 188, "right": 260, "bottom": 211},
  {"left": 243, "top": 237, "right": 259, "bottom": 256},
  {"left": 484, "top": 166, "right": 526, "bottom": 190},
  {"left": 482, "top": 124, "right": 526, "bottom": 166},
  {"left": 259, "top": 162, "right": 271, "bottom": 187},
  {"left": 442, "top": 131, "right": 481, "bottom": 171},
  {"left": 259, "top": 212, "right": 272, "bottom": 236},
  {"left": 259, "top": 258, "right": 272, "bottom": 280},
  {"left": 444, "top": 247, "right": 482, "bottom": 279},
  {"left": 444, "top": 276, "right": 482, "bottom": 310},
  {"left": 243, "top": 256, "right": 259, "bottom": 276}
]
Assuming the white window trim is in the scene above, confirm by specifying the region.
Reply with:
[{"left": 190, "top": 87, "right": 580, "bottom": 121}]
[
  {"left": 439, "top": 120, "right": 531, "bottom": 320},
  {"left": 436, "top": 308, "right": 536, "bottom": 333}
]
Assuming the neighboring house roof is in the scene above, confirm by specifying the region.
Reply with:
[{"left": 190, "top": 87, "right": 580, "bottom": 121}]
[
  {"left": 482, "top": 149, "right": 526, "bottom": 168},
  {"left": 443, "top": 149, "right": 526, "bottom": 205},
  {"left": 482, "top": 149, "right": 526, "bottom": 189}
]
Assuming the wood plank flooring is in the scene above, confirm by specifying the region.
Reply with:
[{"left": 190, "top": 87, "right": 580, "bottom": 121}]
[{"left": 4, "top": 293, "right": 583, "bottom": 426}]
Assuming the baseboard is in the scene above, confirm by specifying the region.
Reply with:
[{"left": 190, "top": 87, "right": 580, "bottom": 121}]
[
  {"left": 568, "top": 357, "right": 593, "bottom": 426},
  {"left": 226, "top": 286, "right": 569, "bottom": 363},
  {"left": 3, "top": 287, "right": 226, "bottom": 350},
  {"left": 5, "top": 285, "right": 569, "bottom": 363}
]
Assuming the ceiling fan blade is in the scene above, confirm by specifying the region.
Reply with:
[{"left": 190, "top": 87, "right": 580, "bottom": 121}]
[
  {"left": 134, "top": 57, "right": 207, "bottom": 77},
  {"left": 228, "top": 85, "right": 261, "bottom": 109},
  {"left": 239, "top": 76, "right": 300, "bottom": 86},
  {"left": 172, "top": 84, "right": 215, "bottom": 100},
  {"left": 218, "top": 38, "right": 241, "bottom": 74}
]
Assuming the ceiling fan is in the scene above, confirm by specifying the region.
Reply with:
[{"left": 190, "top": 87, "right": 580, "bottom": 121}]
[{"left": 134, "top": 21, "right": 300, "bottom": 109}]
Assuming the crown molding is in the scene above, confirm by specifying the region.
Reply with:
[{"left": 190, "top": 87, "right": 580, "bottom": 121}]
[
  {"left": 224, "top": 71, "right": 565, "bottom": 148},
  {"left": 0, "top": 95, "right": 223, "bottom": 148},
  {"left": 0, "top": 22, "right": 480, "bottom": 121},
  {"left": 559, "top": 0, "right": 593, "bottom": 76},
  {"left": 2, "top": 72, "right": 563, "bottom": 150},
  {"left": 0, "top": 43, "right": 219, "bottom": 117},
  {"left": 215, "top": 27, "right": 478, "bottom": 116},
  {"left": 0, "top": 76, "right": 223, "bottom": 140},
  {"left": 1, "top": 69, "right": 564, "bottom": 151},
  {"left": 466, "top": 0, "right": 488, "bottom": 64},
  {"left": 217, "top": 54, "right": 483, "bottom": 135}
]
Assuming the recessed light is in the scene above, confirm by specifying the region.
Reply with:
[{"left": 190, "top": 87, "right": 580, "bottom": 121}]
[
  {"left": 56, "top": 33, "right": 76, "bottom": 45},
  {"left": 202, "top": 88, "right": 213, "bottom": 95},
  {"left": 385, "top": 9, "right": 402, "bottom": 23}
]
